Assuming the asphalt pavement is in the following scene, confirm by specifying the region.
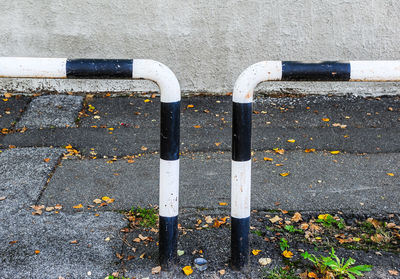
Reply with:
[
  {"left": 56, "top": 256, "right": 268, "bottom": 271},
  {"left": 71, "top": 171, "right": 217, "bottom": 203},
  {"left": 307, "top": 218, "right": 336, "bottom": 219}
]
[{"left": 0, "top": 93, "right": 399, "bottom": 278}]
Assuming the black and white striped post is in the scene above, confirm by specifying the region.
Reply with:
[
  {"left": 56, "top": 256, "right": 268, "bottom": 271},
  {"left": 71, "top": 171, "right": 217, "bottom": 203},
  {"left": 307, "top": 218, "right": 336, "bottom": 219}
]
[
  {"left": 231, "top": 60, "right": 400, "bottom": 270},
  {"left": 0, "top": 57, "right": 180, "bottom": 269}
]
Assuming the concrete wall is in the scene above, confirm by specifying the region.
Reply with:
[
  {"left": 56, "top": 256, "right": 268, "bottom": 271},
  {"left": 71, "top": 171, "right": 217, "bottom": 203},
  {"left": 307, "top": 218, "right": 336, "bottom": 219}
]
[{"left": 1, "top": 0, "right": 400, "bottom": 96}]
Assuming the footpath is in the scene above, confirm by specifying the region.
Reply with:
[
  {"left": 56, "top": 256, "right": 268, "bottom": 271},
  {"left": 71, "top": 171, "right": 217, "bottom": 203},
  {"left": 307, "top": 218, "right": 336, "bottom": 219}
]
[{"left": 0, "top": 93, "right": 399, "bottom": 278}]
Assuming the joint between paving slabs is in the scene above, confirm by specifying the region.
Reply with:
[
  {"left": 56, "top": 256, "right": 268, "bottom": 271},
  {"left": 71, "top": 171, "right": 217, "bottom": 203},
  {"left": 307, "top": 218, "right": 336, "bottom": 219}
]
[{"left": 34, "top": 153, "right": 64, "bottom": 205}]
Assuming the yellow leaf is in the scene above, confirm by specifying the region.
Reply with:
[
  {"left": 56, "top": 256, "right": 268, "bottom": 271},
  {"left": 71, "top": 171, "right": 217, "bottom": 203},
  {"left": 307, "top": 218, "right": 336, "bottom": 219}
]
[
  {"left": 263, "top": 157, "right": 273, "bottom": 161},
  {"left": 219, "top": 202, "right": 228, "bottom": 206},
  {"left": 308, "top": 272, "right": 318, "bottom": 278},
  {"left": 353, "top": 237, "right": 361, "bottom": 242},
  {"left": 282, "top": 250, "right": 293, "bottom": 258},
  {"left": 182, "top": 266, "right": 193, "bottom": 276},
  {"left": 215, "top": 142, "right": 221, "bottom": 146},
  {"left": 252, "top": 249, "right": 261, "bottom": 256},
  {"left": 65, "top": 144, "right": 72, "bottom": 149},
  {"left": 102, "top": 196, "right": 110, "bottom": 201},
  {"left": 305, "top": 148, "right": 315, "bottom": 153},
  {"left": 273, "top": 148, "right": 285, "bottom": 154},
  {"left": 322, "top": 118, "right": 330, "bottom": 122},
  {"left": 193, "top": 125, "right": 201, "bottom": 128},
  {"left": 108, "top": 128, "right": 114, "bottom": 131},
  {"left": 318, "top": 214, "right": 330, "bottom": 220},
  {"left": 187, "top": 104, "right": 194, "bottom": 108},
  {"left": 2, "top": 98, "right": 8, "bottom": 102},
  {"left": 387, "top": 173, "right": 395, "bottom": 176},
  {"left": 330, "top": 151, "right": 340, "bottom": 154},
  {"left": 287, "top": 139, "right": 295, "bottom": 143},
  {"left": 73, "top": 204, "right": 83, "bottom": 209},
  {"left": 144, "top": 99, "right": 151, "bottom": 103},
  {"left": 280, "top": 172, "right": 290, "bottom": 177}
]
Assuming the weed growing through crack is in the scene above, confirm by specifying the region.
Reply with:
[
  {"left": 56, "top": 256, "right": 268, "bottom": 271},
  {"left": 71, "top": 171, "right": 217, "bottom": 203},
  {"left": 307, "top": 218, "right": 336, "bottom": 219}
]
[
  {"left": 316, "top": 214, "right": 346, "bottom": 229},
  {"left": 130, "top": 206, "right": 158, "bottom": 227},
  {"left": 302, "top": 247, "right": 372, "bottom": 279},
  {"left": 261, "top": 266, "right": 297, "bottom": 279}
]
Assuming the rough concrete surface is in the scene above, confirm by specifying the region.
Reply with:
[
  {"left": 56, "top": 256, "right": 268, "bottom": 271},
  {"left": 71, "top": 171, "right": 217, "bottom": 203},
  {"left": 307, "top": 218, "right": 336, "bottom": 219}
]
[
  {"left": 40, "top": 151, "right": 400, "bottom": 215},
  {"left": 16, "top": 95, "right": 83, "bottom": 128},
  {"left": 0, "top": 96, "right": 30, "bottom": 129},
  {"left": 0, "top": 210, "right": 127, "bottom": 279},
  {"left": 0, "top": 147, "right": 63, "bottom": 214},
  {"left": 1, "top": 1, "right": 400, "bottom": 95}
]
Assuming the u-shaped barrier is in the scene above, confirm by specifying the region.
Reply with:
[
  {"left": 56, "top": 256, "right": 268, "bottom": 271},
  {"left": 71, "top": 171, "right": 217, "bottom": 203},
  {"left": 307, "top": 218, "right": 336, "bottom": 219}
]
[
  {"left": 230, "top": 60, "right": 400, "bottom": 270},
  {"left": 0, "top": 57, "right": 180, "bottom": 269}
]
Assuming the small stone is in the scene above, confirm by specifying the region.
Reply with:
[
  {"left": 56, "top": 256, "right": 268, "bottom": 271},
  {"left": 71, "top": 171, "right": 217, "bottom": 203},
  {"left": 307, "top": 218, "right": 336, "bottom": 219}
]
[{"left": 258, "top": 257, "right": 272, "bottom": 266}]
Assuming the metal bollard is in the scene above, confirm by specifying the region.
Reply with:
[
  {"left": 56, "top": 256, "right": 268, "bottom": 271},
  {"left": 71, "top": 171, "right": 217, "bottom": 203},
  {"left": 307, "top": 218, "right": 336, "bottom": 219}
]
[
  {"left": 231, "top": 60, "right": 400, "bottom": 270},
  {"left": 0, "top": 57, "right": 181, "bottom": 270}
]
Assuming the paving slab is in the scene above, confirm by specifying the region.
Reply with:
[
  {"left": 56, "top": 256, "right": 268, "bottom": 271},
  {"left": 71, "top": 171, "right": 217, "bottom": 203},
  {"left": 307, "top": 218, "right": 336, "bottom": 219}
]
[
  {"left": 0, "top": 95, "right": 30, "bottom": 129},
  {"left": 16, "top": 95, "right": 83, "bottom": 128},
  {"left": 0, "top": 210, "right": 127, "bottom": 279},
  {"left": 0, "top": 147, "right": 63, "bottom": 215},
  {"left": 3, "top": 95, "right": 400, "bottom": 156},
  {"left": 40, "top": 151, "right": 400, "bottom": 215}
]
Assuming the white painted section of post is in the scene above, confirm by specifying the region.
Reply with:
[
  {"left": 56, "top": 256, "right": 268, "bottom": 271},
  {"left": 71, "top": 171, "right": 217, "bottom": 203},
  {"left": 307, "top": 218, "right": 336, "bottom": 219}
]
[
  {"left": 132, "top": 59, "right": 181, "bottom": 103},
  {"left": 233, "top": 61, "right": 282, "bottom": 103},
  {"left": 0, "top": 57, "right": 67, "bottom": 78},
  {"left": 350, "top": 61, "right": 400, "bottom": 81},
  {"left": 159, "top": 158, "right": 180, "bottom": 217},
  {"left": 231, "top": 160, "right": 252, "bottom": 219}
]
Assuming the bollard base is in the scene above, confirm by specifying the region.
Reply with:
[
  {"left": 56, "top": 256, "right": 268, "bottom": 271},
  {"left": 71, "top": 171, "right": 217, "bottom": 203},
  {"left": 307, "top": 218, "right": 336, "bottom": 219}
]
[
  {"left": 230, "top": 216, "right": 250, "bottom": 270},
  {"left": 159, "top": 216, "right": 178, "bottom": 270}
]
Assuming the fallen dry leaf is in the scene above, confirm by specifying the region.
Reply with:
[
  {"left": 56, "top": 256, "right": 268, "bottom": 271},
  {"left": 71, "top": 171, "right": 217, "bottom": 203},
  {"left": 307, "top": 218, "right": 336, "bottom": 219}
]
[
  {"left": 273, "top": 148, "right": 285, "bottom": 154},
  {"left": 330, "top": 150, "right": 340, "bottom": 155},
  {"left": 219, "top": 202, "right": 228, "bottom": 206},
  {"left": 282, "top": 250, "right": 293, "bottom": 258},
  {"left": 70, "top": 240, "right": 78, "bottom": 244},
  {"left": 219, "top": 269, "right": 226, "bottom": 275},
  {"left": 279, "top": 172, "right": 290, "bottom": 177},
  {"left": 73, "top": 204, "right": 83, "bottom": 209},
  {"left": 322, "top": 118, "right": 330, "bottom": 122},
  {"left": 0, "top": 196, "right": 6, "bottom": 201},
  {"left": 269, "top": 216, "right": 282, "bottom": 223},
  {"left": 263, "top": 157, "right": 273, "bottom": 161},
  {"left": 182, "top": 266, "right": 193, "bottom": 276},
  {"left": 308, "top": 272, "right": 318, "bottom": 278},
  {"left": 193, "top": 125, "right": 201, "bottom": 128},
  {"left": 305, "top": 148, "right": 316, "bottom": 153},
  {"left": 287, "top": 139, "right": 295, "bottom": 143},
  {"left": 54, "top": 204, "right": 62, "bottom": 210},
  {"left": 34, "top": 250, "right": 40, "bottom": 254},
  {"left": 43, "top": 158, "right": 50, "bottom": 163},
  {"left": 152, "top": 266, "right": 161, "bottom": 274},
  {"left": 389, "top": 270, "right": 399, "bottom": 276},
  {"left": 291, "top": 212, "right": 302, "bottom": 222},
  {"left": 93, "top": 198, "right": 102, "bottom": 204},
  {"left": 387, "top": 173, "right": 395, "bottom": 176},
  {"left": 187, "top": 104, "right": 194, "bottom": 108},
  {"left": 205, "top": 216, "right": 213, "bottom": 224},
  {"left": 252, "top": 249, "right": 261, "bottom": 256}
]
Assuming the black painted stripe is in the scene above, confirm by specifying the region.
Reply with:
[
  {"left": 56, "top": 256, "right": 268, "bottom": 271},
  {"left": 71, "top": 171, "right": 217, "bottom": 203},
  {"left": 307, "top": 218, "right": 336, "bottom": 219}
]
[
  {"left": 66, "top": 59, "right": 132, "bottom": 79},
  {"left": 160, "top": 101, "right": 180, "bottom": 161},
  {"left": 232, "top": 102, "right": 252, "bottom": 161},
  {"left": 231, "top": 217, "right": 250, "bottom": 270},
  {"left": 282, "top": 61, "right": 350, "bottom": 81},
  {"left": 159, "top": 216, "right": 178, "bottom": 270}
]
